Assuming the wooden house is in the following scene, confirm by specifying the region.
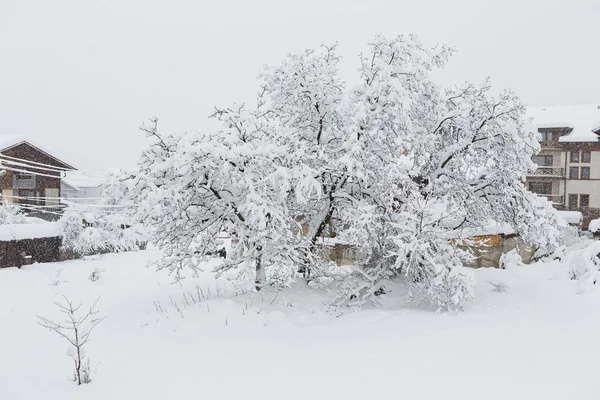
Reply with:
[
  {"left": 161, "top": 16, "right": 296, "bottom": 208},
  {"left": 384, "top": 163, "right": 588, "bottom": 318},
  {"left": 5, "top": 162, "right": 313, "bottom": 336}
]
[{"left": 0, "top": 135, "right": 75, "bottom": 208}]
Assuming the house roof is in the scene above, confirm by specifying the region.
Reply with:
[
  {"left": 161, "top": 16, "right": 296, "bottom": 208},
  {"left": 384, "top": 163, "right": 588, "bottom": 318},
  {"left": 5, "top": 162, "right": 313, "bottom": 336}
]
[
  {"left": 0, "top": 134, "right": 26, "bottom": 151},
  {"left": 526, "top": 105, "right": 600, "bottom": 143},
  {"left": 0, "top": 134, "right": 76, "bottom": 170},
  {"left": 62, "top": 172, "right": 106, "bottom": 190}
]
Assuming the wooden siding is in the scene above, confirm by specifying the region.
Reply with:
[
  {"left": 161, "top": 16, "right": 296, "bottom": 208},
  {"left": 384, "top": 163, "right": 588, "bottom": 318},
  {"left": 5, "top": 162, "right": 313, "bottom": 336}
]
[{"left": 0, "top": 143, "right": 70, "bottom": 201}]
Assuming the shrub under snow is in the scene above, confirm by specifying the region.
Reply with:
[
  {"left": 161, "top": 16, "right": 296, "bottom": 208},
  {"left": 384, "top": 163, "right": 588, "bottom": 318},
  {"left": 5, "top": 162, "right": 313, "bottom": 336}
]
[
  {"left": 567, "top": 241, "right": 600, "bottom": 282},
  {"left": 59, "top": 207, "right": 145, "bottom": 258},
  {"left": 0, "top": 205, "right": 27, "bottom": 225}
]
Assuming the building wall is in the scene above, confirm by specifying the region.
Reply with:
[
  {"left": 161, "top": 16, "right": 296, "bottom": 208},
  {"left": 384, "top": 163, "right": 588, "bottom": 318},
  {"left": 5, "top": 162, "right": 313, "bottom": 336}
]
[
  {"left": 544, "top": 149, "right": 567, "bottom": 169},
  {"left": 559, "top": 144, "right": 600, "bottom": 227},
  {"left": 1, "top": 189, "right": 14, "bottom": 204},
  {"left": 527, "top": 136, "right": 600, "bottom": 228},
  {"left": 565, "top": 180, "right": 600, "bottom": 208},
  {"left": 61, "top": 185, "right": 104, "bottom": 202}
]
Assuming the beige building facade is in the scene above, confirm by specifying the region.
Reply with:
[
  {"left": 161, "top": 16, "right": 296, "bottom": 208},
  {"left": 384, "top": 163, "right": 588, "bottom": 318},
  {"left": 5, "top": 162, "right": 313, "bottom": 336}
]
[{"left": 525, "top": 105, "right": 600, "bottom": 228}]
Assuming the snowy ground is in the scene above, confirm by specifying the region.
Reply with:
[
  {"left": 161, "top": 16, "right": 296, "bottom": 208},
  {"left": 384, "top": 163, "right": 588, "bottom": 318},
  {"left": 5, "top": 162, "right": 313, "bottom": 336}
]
[{"left": 2, "top": 244, "right": 600, "bottom": 400}]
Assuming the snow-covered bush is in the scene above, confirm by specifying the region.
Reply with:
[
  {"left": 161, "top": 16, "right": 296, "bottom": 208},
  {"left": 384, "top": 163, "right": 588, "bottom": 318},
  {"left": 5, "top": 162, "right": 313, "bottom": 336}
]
[
  {"left": 535, "top": 223, "right": 579, "bottom": 260},
  {"left": 567, "top": 241, "right": 600, "bottom": 281},
  {"left": 58, "top": 206, "right": 145, "bottom": 258},
  {"left": 0, "top": 204, "right": 27, "bottom": 224},
  {"left": 589, "top": 219, "right": 600, "bottom": 236},
  {"left": 119, "top": 34, "right": 562, "bottom": 310},
  {"left": 577, "top": 271, "right": 600, "bottom": 294},
  {"left": 499, "top": 249, "right": 524, "bottom": 270}
]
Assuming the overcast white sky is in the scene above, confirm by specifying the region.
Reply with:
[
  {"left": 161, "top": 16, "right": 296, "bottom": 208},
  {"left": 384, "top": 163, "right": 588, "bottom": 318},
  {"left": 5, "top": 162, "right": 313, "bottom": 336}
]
[{"left": 1, "top": 0, "right": 599, "bottom": 171}]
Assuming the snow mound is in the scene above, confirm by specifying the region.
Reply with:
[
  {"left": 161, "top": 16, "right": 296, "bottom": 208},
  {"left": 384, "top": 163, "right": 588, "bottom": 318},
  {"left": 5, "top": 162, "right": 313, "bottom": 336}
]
[
  {"left": 556, "top": 211, "right": 582, "bottom": 225},
  {"left": 589, "top": 219, "right": 600, "bottom": 233}
]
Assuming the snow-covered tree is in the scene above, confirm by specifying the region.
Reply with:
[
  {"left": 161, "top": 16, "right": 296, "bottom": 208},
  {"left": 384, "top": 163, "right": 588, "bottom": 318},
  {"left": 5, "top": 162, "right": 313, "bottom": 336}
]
[
  {"left": 113, "top": 116, "right": 308, "bottom": 288},
  {"left": 124, "top": 34, "right": 563, "bottom": 309},
  {"left": 258, "top": 43, "right": 355, "bottom": 279},
  {"left": 335, "top": 35, "right": 563, "bottom": 309}
]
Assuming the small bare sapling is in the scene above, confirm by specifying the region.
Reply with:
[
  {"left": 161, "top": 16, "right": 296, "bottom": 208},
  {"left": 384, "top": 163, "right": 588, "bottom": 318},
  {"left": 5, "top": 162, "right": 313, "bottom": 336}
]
[
  {"left": 487, "top": 280, "right": 508, "bottom": 293},
  {"left": 38, "top": 296, "right": 104, "bottom": 385}
]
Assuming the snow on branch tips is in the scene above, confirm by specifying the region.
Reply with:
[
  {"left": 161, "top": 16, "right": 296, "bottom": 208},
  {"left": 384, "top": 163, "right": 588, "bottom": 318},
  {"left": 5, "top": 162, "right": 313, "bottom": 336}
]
[{"left": 123, "top": 33, "right": 562, "bottom": 310}]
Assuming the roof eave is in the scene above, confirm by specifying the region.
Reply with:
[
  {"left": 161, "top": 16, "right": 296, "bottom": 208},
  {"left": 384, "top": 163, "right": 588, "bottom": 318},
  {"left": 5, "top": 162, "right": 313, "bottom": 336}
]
[{"left": 0, "top": 141, "right": 77, "bottom": 170}]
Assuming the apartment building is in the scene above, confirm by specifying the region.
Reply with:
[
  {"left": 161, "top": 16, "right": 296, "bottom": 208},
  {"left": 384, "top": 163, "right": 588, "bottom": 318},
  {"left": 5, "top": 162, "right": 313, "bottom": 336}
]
[{"left": 525, "top": 105, "right": 600, "bottom": 228}]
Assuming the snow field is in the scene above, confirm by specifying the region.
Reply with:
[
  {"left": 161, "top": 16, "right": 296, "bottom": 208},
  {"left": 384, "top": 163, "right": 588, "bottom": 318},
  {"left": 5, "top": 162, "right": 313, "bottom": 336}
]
[{"left": 1, "top": 247, "right": 600, "bottom": 400}]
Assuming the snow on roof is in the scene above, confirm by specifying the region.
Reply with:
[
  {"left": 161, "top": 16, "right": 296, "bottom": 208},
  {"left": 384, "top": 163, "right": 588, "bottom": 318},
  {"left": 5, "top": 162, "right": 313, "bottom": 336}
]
[
  {"left": 62, "top": 172, "right": 106, "bottom": 190},
  {"left": 0, "top": 134, "right": 27, "bottom": 151},
  {"left": 556, "top": 210, "right": 583, "bottom": 225},
  {"left": 0, "top": 134, "right": 76, "bottom": 169},
  {"left": 526, "top": 105, "right": 600, "bottom": 143},
  {"left": 0, "top": 223, "right": 62, "bottom": 241}
]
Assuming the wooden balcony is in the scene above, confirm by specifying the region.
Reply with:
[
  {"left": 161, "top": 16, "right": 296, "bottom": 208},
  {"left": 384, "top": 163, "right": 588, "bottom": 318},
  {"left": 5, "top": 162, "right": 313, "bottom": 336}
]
[
  {"left": 539, "top": 142, "right": 562, "bottom": 151},
  {"left": 528, "top": 166, "right": 564, "bottom": 177}
]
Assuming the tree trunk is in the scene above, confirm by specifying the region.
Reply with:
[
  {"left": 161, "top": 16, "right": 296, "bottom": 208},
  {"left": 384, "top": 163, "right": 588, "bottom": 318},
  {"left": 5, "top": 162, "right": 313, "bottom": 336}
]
[
  {"left": 301, "top": 204, "right": 334, "bottom": 280},
  {"left": 255, "top": 245, "right": 265, "bottom": 291}
]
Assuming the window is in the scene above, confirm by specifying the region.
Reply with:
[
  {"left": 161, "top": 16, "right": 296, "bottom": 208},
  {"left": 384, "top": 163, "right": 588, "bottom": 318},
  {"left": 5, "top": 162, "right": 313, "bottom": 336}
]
[
  {"left": 532, "top": 155, "right": 553, "bottom": 167},
  {"left": 540, "top": 131, "right": 553, "bottom": 146},
  {"left": 529, "top": 182, "right": 552, "bottom": 195},
  {"left": 571, "top": 151, "right": 580, "bottom": 163},
  {"left": 582, "top": 151, "right": 591, "bottom": 163},
  {"left": 581, "top": 167, "right": 590, "bottom": 179},
  {"left": 569, "top": 194, "right": 578, "bottom": 210},
  {"left": 580, "top": 194, "right": 590, "bottom": 208},
  {"left": 570, "top": 167, "right": 579, "bottom": 179},
  {"left": 45, "top": 188, "right": 59, "bottom": 207}
]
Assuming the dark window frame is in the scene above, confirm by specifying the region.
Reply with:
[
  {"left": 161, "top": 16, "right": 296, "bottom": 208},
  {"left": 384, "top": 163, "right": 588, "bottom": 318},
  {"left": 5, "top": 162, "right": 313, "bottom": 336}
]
[
  {"left": 529, "top": 182, "right": 552, "bottom": 195},
  {"left": 580, "top": 194, "right": 590, "bottom": 208},
  {"left": 540, "top": 131, "right": 553, "bottom": 146},
  {"left": 571, "top": 151, "right": 580, "bottom": 163},
  {"left": 569, "top": 194, "right": 578, "bottom": 210},
  {"left": 581, "top": 167, "right": 591, "bottom": 180},
  {"left": 582, "top": 151, "right": 591, "bottom": 163},
  {"left": 532, "top": 155, "right": 553, "bottom": 167},
  {"left": 570, "top": 166, "right": 580, "bottom": 179}
]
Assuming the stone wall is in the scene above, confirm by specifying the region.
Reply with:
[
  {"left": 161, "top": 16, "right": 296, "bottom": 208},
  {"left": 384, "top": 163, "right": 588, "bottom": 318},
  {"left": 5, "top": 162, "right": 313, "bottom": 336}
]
[
  {"left": 319, "top": 243, "right": 362, "bottom": 266},
  {"left": 459, "top": 234, "right": 535, "bottom": 269},
  {"left": 319, "top": 234, "right": 535, "bottom": 269}
]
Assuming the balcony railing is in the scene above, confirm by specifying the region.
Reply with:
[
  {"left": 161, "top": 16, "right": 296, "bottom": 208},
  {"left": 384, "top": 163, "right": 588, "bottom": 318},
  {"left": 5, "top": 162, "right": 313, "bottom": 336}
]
[
  {"left": 528, "top": 166, "right": 564, "bottom": 177},
  {"left": 540, "top": 141, "right": 561, "bottom": 149}
]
